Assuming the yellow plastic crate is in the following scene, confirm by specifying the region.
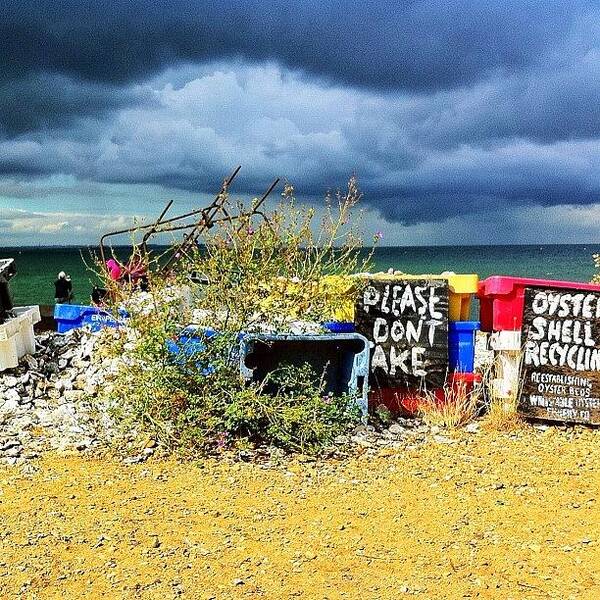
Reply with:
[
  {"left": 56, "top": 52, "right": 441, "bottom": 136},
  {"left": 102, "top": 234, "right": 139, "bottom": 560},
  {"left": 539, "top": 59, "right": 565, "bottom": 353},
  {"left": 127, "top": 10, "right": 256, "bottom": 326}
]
[{"left": 444, "top": 272, "right": 479, "bottom": 321}]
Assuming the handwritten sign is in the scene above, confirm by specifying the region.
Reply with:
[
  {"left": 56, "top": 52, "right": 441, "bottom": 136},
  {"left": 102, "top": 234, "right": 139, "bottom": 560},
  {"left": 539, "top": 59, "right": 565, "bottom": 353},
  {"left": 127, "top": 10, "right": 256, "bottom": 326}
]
[
  {"left": 355, "top": 278, "right": 449, "bottom": 389},
  {"left": 521, "top": 286, "right": 600, "bottom": 424}
]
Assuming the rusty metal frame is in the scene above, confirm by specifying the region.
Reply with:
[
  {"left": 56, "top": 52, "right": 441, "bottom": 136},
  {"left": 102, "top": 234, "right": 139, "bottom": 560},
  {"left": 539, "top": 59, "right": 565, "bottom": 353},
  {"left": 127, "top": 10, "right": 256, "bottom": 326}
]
[
  {"left": 98, "top": 167, "right": 280, "bottom": 279},
  {"left": 98, "top": 166, "right": 241, "bottom": 267},
  {"left": 159, "top": 176, "right": 280, "bottom": 274}
]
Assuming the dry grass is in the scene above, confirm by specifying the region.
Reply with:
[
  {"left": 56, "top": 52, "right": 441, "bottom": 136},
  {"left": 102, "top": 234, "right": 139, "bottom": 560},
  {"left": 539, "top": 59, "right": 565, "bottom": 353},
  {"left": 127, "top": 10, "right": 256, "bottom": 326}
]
[
  {"left": 483, "top": 395, "right": 522, "bottom": 431},
  {"left": 418, "top": 377, "right": 481, "bottom": 428}
]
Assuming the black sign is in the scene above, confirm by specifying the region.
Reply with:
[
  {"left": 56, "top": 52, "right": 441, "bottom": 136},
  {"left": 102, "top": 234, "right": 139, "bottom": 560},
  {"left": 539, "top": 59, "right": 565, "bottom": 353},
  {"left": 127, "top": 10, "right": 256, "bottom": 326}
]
[
  {"left": 355, "top": 278, "right": 449, "bottom": 389},
  {"left": 521, "top": 286, "right": 600, "bottom": 425}
]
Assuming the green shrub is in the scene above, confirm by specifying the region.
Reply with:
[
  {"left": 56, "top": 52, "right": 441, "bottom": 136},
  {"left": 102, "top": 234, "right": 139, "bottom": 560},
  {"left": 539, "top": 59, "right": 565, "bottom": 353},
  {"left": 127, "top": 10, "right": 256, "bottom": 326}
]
[
  {"left": 592, "top": 253, "right": 600, "bottom": 284},
  {"left": 95, "top": 177, "right": 372, "bottom": 455},
  {"left": 99, "top": 329, "right": 360, "bottom": 454}
]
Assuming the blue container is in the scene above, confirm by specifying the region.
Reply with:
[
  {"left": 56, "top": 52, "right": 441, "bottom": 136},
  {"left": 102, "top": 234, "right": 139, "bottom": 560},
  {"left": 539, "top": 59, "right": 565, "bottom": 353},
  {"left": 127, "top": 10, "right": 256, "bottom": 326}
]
[
  {"left": 239, "top": 333, "right": 370, "bottom": 416},
  {"left": 54, "top": 304, "right": 127, "bottom": 333},
  {"left": 166, "top": 327, "right": 250, "bottom": 374},
  {"left": 448, "top": 321, "right": 480, "bottom": 372},
  {"left": 166, "top": 327, "right": 219, "bottom": 374},
  {"left": 323, "top": 321, "right": 356, "bottom": 333},
  {"left": 171, "top": 326, "right": 217, "bottom": 351}
]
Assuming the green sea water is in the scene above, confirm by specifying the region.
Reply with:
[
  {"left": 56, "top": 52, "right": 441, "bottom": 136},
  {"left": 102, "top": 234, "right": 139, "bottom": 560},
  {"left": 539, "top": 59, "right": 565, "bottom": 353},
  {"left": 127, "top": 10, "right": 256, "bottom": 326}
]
[{"left": 1, "top": 244, "right": 599, "bottom": 306}]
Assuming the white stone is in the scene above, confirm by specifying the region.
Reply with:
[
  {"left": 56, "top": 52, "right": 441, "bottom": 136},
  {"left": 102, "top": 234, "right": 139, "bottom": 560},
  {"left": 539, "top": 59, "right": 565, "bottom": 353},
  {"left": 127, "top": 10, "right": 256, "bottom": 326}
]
[
  {"left": 388, "top": 423, "right": 405, "bottom": 435},
  {"left": 2, "top": 376, "right": 18, "bottom": 388},
  {"left": 2, "top": 388, "right": 21, "bottom": 405}
]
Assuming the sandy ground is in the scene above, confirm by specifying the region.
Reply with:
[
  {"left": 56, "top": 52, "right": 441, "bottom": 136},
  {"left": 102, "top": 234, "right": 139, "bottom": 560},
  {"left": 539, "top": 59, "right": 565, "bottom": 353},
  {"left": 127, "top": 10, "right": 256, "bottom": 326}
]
[{"left": 0, "top": 426, "right": 599, "bottom": 600}]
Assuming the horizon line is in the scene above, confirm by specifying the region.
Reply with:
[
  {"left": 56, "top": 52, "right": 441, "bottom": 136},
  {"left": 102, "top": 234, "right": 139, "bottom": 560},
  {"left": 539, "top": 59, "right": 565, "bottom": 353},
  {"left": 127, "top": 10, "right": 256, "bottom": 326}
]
[{"left": 2, "top": 242, "right": 600, "bottom": 251}]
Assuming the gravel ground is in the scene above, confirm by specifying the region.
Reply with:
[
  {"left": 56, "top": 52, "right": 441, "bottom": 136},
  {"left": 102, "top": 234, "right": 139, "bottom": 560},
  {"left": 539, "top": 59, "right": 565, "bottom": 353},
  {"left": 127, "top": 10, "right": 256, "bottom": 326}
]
[{"left": 1, "top": 426, "right": 598, "bottom": 599}]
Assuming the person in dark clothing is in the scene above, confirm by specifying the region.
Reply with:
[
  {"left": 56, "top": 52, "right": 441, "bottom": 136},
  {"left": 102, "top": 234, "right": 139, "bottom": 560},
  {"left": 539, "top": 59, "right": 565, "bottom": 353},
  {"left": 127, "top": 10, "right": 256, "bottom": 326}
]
[
  {"left": 54, "top": 271, "right": 73, "bottom": 304},
  {"left": 91, "top": 286, "right": 108, "bottom": 305}
]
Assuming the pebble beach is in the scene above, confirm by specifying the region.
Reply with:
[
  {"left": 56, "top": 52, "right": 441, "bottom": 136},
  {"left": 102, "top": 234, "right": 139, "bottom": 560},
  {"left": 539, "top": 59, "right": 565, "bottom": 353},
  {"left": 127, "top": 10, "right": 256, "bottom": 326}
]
[
  {"left": 1, "top": 428, "right": 599, "bottom": 599},
  {"left": 1, "top": 327, "right": 599, "bottom": 599}
]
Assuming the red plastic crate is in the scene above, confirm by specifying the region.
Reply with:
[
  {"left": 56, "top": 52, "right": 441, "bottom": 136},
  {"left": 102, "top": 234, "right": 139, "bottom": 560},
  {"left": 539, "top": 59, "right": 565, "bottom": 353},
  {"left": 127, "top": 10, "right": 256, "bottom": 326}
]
[
  {"left": 369, "top": 372, "right": 481, "bottom": 416},
  {"left": 477, "top": 276, "right": 600, "bottom": 332}
]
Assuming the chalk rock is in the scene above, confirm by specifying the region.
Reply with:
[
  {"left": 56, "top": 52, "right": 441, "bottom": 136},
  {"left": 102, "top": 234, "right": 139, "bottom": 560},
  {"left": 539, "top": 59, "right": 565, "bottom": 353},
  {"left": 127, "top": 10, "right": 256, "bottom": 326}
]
[
  {"left": 23, "top": 355, "right": 38, "bottom": 370},
  {"left": 2, "top": 375, "right": 18, "bottom": 388},
  {"left": 464, "top": 422, "right": 480, "bottom": 434},
  {"left": 388, "top": 423, "right": 405, "bottom": 435},
  {"left": 2, "top": 389, "right": 21, "bottom": 407}
]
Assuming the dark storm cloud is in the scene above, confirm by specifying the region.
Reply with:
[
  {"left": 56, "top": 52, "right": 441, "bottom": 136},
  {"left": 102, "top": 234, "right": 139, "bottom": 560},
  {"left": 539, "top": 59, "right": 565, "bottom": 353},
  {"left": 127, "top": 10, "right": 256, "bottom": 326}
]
[
  {"left": 405, "top": 61, "right": 600, "bottom": 148},
  {"left": 1, "top": 0, "right": 591, "bottom": 91},
  {"left": 0, "top": 73, "right": 150, "bottom": 135},
  {"left": 2, "top": 0, "right": 600, "bottom": 234}
]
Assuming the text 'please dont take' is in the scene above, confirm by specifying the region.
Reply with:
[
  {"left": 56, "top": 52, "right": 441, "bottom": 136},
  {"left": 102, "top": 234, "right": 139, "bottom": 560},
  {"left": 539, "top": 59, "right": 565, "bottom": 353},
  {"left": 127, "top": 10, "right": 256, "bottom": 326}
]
[{"left": 355, "top": 279, "right": 449, "bottom": 389}]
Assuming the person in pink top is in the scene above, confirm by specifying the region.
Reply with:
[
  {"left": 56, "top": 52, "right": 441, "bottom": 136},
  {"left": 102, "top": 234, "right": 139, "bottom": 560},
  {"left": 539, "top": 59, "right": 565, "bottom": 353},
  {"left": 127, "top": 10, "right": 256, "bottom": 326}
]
[{"left": 106, "top": 258, "right": 123, "bottom": 281}]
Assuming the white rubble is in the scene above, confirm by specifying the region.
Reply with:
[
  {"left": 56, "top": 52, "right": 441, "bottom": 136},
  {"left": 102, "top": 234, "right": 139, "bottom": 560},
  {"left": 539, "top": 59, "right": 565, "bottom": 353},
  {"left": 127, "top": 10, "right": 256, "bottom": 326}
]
[{"left": 0, "top": 328, "right": 121, "bottom": 465}]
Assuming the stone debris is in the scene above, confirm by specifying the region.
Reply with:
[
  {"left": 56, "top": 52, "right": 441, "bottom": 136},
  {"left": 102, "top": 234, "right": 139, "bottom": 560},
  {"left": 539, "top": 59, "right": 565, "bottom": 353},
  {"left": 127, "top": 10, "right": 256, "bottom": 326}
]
[
  {"left": 0, "top": 328, "right": 118, "bottom": 465},
  {"left": 464, "top": 422, "right": 480, "bottom": 433},
  {"left": 332, "top": 417, "right": 434, "bottom": 457}
]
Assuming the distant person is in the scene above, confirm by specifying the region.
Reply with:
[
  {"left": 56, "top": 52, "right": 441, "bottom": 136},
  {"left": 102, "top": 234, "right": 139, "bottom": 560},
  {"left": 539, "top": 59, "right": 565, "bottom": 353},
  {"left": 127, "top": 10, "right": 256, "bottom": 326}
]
[
  {"left": 91, "top": 286, "right": 109, "bottom": 305},
  {"left": 54, "top": 271, "right": 73, "bottom": 304},
  {"left": 106, "top": 258, "right": 123, "bottom": 281}
]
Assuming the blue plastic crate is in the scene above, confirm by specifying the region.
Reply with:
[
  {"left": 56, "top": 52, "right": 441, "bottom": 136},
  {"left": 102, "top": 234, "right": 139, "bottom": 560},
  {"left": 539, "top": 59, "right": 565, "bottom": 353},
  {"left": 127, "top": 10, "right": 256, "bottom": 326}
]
[
  {"left": 166, "top": 326, "right": 219, "bottom": 374},
  {"left": 323, "top": 321, "right": 356, "bottom": 333},
  {"left": 239, "top": 332, "right": 370, "bottom": 416},
  {"left": 170, "top": 326, "right": 217, "bottom": 351},
  {"left": 54, "top": 304, "right": 127, "bottom": 333},
  {"left": 166, "top": 327, "right": 249, "bottom": 373},
  {"left": 448, "top": 321, "right": 480, "bottom": 373}
]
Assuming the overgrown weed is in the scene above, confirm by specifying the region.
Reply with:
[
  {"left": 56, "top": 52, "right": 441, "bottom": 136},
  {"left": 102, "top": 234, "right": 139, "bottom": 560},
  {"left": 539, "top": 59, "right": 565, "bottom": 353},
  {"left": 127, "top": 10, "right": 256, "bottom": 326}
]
[
  {"left": 94, "top": 176, "right": 372, "bottom": 455},
  {"left": 418, "top": 376, "right": 481, "bottom": 428}
]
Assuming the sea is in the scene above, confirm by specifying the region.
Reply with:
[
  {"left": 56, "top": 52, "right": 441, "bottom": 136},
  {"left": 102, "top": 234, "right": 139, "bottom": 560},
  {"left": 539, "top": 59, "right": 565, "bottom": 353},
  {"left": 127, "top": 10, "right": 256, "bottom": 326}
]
[{"left": 1, "top": 244, "right": 599, "bottom": 306}]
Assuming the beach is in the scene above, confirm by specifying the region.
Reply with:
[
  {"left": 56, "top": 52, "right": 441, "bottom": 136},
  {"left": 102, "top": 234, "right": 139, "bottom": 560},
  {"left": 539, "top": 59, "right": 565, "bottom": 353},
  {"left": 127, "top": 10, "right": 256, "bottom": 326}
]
[
  {"left": 4, "top": 2, "right": 600, "bottom": 599},
  {"left": 1, "top": 427, "right": 598, "bottom": 599}
]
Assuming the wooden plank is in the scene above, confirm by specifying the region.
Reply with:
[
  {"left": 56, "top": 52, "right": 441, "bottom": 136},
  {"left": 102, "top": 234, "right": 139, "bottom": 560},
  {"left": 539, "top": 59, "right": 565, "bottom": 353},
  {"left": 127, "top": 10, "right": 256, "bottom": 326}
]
[
  {"left": 520, "top": 286, "right": 600, "bottom": 425},
  {"left": 354, "top": 278, "right": 449, "bottom": 390}
]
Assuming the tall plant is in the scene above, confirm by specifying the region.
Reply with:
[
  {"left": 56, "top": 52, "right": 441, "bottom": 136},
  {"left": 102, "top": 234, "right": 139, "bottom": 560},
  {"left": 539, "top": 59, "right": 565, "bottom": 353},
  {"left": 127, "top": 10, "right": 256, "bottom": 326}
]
[
  {"left": 186, "top": 176, "right": 371, "bottom": 332},
  {"left": 95, "top": 177, "right": 374, "bottom": 454}
]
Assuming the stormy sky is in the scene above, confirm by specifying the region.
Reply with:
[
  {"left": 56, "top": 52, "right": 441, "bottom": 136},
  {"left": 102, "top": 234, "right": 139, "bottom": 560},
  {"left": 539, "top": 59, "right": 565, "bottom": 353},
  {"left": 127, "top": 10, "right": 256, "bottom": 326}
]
[{"left": 2, "top": 0, "right": 600, "bottom": 245}]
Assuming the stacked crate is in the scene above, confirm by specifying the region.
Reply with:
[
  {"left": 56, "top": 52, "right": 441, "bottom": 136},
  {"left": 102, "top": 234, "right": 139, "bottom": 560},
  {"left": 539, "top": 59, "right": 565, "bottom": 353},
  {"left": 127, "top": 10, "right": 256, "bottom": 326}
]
[
  {"left": 0, "top": 306, "right": 41, "bottom": 371},
  {"left": 0, "top": 258, "right": 41, "bottom": 372},
  {"left": 360, "top": 272, "right": 480, "bottom": 414},
  {"left": 477, "top": 276, "right": 600, "bottom": 404}
]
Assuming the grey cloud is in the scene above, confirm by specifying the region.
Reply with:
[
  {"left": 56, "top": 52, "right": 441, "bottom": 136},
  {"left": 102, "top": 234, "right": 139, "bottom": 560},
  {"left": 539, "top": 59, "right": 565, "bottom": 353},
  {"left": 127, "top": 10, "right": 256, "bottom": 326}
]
[
  {"left": 405, "top": 59, "right": 600, "bottom": 148},
  {"left": 2, "top": 59, "right": 600, "bottom": 226}
]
